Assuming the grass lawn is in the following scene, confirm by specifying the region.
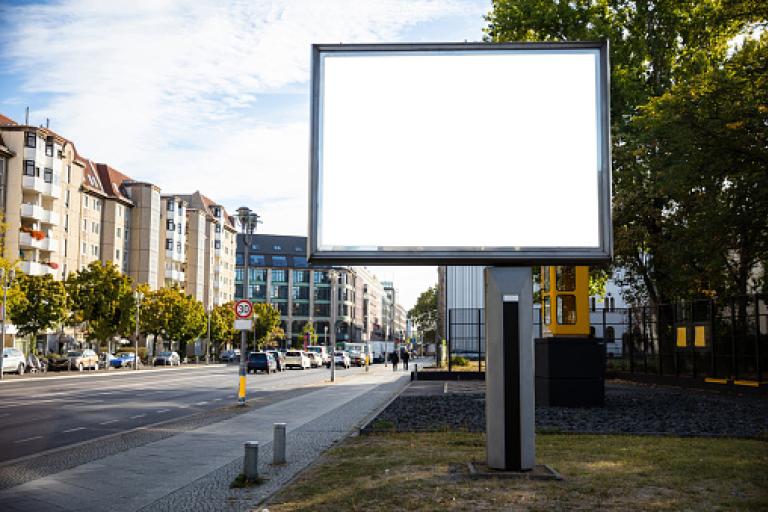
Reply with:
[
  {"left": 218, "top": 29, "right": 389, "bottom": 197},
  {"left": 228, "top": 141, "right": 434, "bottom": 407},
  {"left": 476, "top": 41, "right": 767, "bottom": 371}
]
[{"left": 269, "top": 432, "right": 768, "bottom": 511}]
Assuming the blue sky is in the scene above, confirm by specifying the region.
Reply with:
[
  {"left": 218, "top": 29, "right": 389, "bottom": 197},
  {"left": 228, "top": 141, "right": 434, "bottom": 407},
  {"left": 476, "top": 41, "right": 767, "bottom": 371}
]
[{"left": 0, "top": 0, "right": 491, "bottom": 308}]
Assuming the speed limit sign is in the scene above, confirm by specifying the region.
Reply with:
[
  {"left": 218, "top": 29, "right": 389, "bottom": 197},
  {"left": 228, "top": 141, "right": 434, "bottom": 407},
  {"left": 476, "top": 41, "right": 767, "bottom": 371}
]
[{"left": 235, "top": 300, "right": 253, "bottom": 319}]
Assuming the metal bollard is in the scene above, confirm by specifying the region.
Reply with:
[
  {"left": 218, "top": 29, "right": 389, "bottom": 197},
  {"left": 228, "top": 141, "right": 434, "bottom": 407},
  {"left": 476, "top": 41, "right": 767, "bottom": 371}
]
[
  {"left": 273, "top": 423, "right": 287, "bottom": 465},
  {"left": 414, "top": 363, "right": 418, "bottom": 381},
  {"left": 243, "top": 441, "right": 259, "bottom": 480}
]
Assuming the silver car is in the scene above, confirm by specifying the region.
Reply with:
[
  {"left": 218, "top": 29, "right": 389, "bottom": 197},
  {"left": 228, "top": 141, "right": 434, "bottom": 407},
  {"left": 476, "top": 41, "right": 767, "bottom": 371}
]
[{"left": 2, "top": 348, "right": 26, "bottom": 375}]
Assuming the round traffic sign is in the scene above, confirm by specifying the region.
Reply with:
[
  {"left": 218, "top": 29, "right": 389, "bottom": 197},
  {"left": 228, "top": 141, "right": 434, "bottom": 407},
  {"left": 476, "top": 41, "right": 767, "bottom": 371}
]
[{"left": 235, "top": 300, "right": 253, "bottom": 319}]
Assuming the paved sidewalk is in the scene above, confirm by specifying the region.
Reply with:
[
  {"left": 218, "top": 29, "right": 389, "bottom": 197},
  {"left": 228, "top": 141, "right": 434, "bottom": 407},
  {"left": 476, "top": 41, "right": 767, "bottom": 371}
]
[{"left": 0, "top": 366, "right": 411, "bottom": 511}]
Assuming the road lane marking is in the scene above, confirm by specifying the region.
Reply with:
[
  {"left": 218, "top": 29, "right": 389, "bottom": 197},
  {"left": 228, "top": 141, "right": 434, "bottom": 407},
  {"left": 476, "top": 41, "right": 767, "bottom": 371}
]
[
  {"left": 14, "top": 436, "right": 42, "bottom": 444},
  {"left": 156, "top": 409, "right": 170, "bottom": 413},
  {"left": 63, "top": 427, "right": 86, "bottom": 433},
  {"left": 0, "top": 413, "right": 9, "bottom": 418},
  {"left": 99, "top": 419, "right": 119, "bottom": 425},
  {"left": 214, "top": 398, "right": 222, "bottom": 401},
  {"left": 131, "top": 414, "right": 146, "bottom": 419},
  {"left": 194, "top": 401, "right": 208, "bottom": 406}
]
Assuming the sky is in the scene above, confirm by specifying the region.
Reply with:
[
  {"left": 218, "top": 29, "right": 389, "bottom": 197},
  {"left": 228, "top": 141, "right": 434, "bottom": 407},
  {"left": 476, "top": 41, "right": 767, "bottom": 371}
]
[{"left": 0, "top": 0, "right": 491, "bottom": 310}]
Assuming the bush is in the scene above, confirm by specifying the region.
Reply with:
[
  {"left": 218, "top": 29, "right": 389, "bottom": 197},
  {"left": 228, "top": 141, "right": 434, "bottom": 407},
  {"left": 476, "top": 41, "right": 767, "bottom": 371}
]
[{"left": 450, "top": 356, "right": 470, "bottom": 367}]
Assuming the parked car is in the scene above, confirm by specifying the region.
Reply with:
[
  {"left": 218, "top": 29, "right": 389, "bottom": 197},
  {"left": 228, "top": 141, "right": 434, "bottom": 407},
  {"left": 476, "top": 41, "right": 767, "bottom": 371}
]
[
  {"left": 348, "top": 351, "right": 366, "bottom": 367},
  {"left": 219, "top": 349, "right": 240, "bottom": 362},
  {"left": 372, "top": 353, "right": 386, "bottom": 364},
  {"left": 1, "top": 347, "right": 27, "bottom": 375},
  {"left": 307, "top": 352, "right": 323, "bottom": 368},
  {"left": 247, "top": 352, "right": 277, "bottom": 374},
  {"left": 267, "top": 350, "right": 285, "bottom": 371},
  {"left": 112, "top": 352, "right": 140, "bottom": 369},
  {"left": 334, "top": 351, "right": 351, "bottom": 369},
  {"left": 306, "top": 345, "right": 331, "bottom": 366},
  {"left": 153, "top": 351, "right": 180, "bottom": 366},
  {"left": 49, "top": 349, "right": 99, "bottom": 372},
  {"left": 98, "top": 352, "right": 117, "bottom": 369},
  {"left": 285, "top": 350, "right": 311, "bottom": 370}
]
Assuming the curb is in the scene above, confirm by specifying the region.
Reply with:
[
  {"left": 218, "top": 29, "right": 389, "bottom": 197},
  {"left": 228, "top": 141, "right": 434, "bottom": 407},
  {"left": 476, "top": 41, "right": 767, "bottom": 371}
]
[{"left": 0, "top": 364, "right": 227, "bottom": 384}]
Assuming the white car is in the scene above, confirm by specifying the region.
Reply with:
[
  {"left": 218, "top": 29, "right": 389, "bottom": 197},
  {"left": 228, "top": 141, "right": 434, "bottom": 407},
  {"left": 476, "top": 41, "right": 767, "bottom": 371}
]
[
  {"left": 306, "top": 345, "right": 331, "bottom": 366},
  {"left": 2, "top": 348, "right": 27, "bottom": 375},
  {"left": 307, "top": 352, "right": 323, "bottom": 368},
  {"left": 285, "top": 350, "right": 311, "bottom": 370},
  {"left": 333, "top": 351, "right": 351, "bottom": 369}
]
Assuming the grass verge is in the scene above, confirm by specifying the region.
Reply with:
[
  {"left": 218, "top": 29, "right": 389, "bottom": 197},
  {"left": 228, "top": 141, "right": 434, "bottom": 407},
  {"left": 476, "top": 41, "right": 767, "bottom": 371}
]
[{"left": 268, "top": 432, "right": 768, "bottom": 511}]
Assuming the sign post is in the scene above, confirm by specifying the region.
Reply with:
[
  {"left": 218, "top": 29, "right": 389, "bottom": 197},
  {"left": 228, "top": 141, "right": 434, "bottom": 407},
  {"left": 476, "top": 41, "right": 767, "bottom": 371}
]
[{"left": 234, "top": 300, "right": 253, "bottom": 406}]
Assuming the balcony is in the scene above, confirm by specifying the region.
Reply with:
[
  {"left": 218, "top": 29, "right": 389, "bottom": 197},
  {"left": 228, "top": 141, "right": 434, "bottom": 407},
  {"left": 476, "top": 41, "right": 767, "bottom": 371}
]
[
  {"left": 22, "top": 175, "right": 60, "bottom": 199},
  {"left": 19, "top": 260, "right": 57, "bottom": 277},
  {"left": 20, "top": 203, "right": 60, "bottom": 225},
  {"left": 165, "top": 269, "right": 185, "bottom": 282},
  {"left": 19, "top": 232, "right": 57, "bottom": 252}
]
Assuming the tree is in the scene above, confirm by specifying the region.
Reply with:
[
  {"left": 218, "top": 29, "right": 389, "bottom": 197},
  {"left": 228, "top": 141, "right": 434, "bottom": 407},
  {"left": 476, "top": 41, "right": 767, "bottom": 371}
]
[
  {"left": 297, "top": 321, "right": 317, "bottom": 349},
  {"left": 485, "top": 0, "right": 767, "bottom": 304},
  {"left": 140, "top": 286, "right": 206, "bottom": 357},
  {"left": 66, "top": 261, "right": 134, "bottom": 352},
  {"left": 10, "top": 274, "right": 68, "bottom": 351},
  {"left": 210, "top": 301, "right": 236, "bottom": 354},
  {"left": 251, "top": 302, "right": 283, "bottom": 350},
  {"left": 408, "top": 285, "right": 438, "bottom": 342}
]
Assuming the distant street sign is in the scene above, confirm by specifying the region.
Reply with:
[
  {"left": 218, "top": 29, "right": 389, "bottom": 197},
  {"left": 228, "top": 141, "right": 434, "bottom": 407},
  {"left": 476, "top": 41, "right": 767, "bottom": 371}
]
[
  {"left": 234, "top": 319, "right": 252, "bottom": 331},
  {"left": 235, "top": 300, "right": 253, "bottom": 319}
]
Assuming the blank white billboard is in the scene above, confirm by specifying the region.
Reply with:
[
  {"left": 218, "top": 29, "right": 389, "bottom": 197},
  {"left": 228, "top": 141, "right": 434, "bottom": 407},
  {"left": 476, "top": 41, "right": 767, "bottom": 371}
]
[{"left": 309, "top": 43, "right": 611, "bottom": 264}]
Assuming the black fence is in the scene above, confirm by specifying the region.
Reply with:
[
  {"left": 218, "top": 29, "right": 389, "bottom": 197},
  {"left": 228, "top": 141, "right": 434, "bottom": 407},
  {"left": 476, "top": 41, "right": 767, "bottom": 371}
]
[
  {"left": 447, "top": 295, "right": 767, "bottom": 383},
  {"left": 626, "top": 295, "right": 767, "bottom": 382}
]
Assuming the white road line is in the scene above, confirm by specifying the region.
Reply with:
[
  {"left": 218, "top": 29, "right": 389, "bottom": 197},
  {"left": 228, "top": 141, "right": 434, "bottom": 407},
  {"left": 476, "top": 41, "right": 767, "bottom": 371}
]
[
  {"left": 14, "top": 436, "right": 42, "bottom": 444},
  {"left": 0, "top": 413, "right": 9, "bottom": 418},
  {"left": 177, "top": 405, "right": 189, "bottom": 409},
  {"left": 156, "top": 409, "right": 170, "bottom": 413},
  {"left": 63, "top": 427, "right": 86, "bottom": 433},
  {"left": 99, "top": 419, "right": 119, "bottom": 425},
  {"left": 130, "top": 414, "right": 146, "bottom": 419},
  {"left": 214, "top": 398, "right": 222, "bottom": 401},
  {"left": 194, "top": 401, "right": 208, "bottom": 406}
]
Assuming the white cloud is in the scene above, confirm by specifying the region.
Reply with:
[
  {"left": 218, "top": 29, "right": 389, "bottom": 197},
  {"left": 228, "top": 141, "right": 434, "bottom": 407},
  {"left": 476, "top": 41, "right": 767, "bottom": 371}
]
[{"left": 1, "top": 0, "right": 489, "bottom": 308}]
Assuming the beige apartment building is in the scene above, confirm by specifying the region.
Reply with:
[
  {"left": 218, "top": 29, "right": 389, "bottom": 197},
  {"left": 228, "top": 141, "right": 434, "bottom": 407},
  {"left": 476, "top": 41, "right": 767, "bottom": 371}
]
[{"left": 0, "top": 112, "right": 236, "bottom": 318}]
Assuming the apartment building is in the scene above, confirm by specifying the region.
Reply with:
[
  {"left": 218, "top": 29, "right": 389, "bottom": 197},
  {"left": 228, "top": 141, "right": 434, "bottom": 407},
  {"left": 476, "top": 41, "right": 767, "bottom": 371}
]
[
  {"left": 158, "top": 195, "right": 187, "bottom": 289},
  {"left": 235, "top": 234, "right": 370, "bottom": 347},
  {"left": 354, "top": 266, "right": 387, "bottom": 342},
  {"left": 174, "top": 191, "right": 236, "bottom": 308},
  {"left": 0, "top": 113, "right": 87, "bottom": 278},
  {"left": 95, "top": 163, "right": 132, "bottom": 274}
]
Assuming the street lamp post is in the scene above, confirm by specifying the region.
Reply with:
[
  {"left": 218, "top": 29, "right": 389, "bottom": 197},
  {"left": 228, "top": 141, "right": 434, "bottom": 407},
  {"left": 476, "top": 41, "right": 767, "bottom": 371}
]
[
  {"left": 134, "top": 290, "right": 143, "bottom": 370},
  {"left": 0, "top": 268, "right": 16, "bottom": 381},
  {"left": 235, "top": 206, "right": 261, "bottom": 406},
  {"left": 329, "top": 270, "right": 337, "bottom": 383},
  {"left": 206, "top": 307, "right": 211, "bottom": 365}
]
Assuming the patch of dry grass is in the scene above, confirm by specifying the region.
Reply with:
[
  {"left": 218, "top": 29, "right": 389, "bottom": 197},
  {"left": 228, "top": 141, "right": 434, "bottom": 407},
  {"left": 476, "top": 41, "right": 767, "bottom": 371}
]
[{"left": 268, "top": 432, "right": 768, "bottom": 511}]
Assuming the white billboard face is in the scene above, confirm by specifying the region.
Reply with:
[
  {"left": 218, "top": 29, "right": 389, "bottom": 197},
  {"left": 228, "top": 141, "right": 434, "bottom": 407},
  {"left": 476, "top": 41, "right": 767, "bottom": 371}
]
[{"left": 309, "top": 43, "right": 611, "bottom": 264}]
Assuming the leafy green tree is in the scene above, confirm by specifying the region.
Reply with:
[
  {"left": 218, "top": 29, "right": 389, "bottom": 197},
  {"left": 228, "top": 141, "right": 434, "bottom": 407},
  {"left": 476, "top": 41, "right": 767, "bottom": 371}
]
[
  {"left": 10, "top": 274, "right": 68, "bottom": 349},
  {"left": 66, "top": 261, "right": 133, "bottom": 352},
  {"left": 485, "top": 0, "right": 767, "bottom": 304},
  {"left": 140, "top": 286, "right": 205, "bottom": 357},
  {"left": 210, "top": 301, "right": 236, "bottom": 354},
  {"left": 297, "top": 321, "right": 317, "bottom": 349},
  {"left": 251, "top": 302, "right": 283, "bottom": 350},
  {"left": 408, "top": 285, "right": 438, "bottom": 343}
]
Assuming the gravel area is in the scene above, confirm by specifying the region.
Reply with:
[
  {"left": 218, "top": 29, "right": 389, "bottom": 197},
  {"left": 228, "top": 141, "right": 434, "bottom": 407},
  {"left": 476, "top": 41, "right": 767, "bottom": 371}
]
[
  {"left": 365, "top": 381, "right": 768, "bottom": 438},
  {"left": 138, "top": 377, "right": 408, "bottom": 512}
]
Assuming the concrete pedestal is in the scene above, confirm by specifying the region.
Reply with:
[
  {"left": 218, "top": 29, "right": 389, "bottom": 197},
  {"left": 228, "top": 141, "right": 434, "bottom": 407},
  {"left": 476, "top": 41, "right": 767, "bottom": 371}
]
[{"left": 534, "top": 337, "right": 606, "bottom": 407}]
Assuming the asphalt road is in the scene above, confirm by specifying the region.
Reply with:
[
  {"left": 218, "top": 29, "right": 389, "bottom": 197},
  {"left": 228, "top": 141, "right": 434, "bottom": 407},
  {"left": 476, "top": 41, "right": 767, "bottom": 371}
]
[{"left": 0, "top": 363, "right": 375, "bottom": 464}]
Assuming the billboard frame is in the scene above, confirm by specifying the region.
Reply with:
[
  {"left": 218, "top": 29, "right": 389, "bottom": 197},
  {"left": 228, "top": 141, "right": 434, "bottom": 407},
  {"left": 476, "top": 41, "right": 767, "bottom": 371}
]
[{"left": 308, "top": 41, "right": 612, "bottom": 265}]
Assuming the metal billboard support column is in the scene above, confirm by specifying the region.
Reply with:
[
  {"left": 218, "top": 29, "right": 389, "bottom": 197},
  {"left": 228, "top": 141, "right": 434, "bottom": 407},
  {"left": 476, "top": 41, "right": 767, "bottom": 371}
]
[{"left": 485, "top": 267, "right": 534, "bottom": 472}]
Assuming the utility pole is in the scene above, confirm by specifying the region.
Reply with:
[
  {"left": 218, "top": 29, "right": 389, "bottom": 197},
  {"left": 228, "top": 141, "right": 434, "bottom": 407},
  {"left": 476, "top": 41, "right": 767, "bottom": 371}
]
[
  {"left": 235, "top": 206, "right": 261, "bottom": 406},
  {"left": 0, "top": 268, "right": 16, "bottom": 380}
]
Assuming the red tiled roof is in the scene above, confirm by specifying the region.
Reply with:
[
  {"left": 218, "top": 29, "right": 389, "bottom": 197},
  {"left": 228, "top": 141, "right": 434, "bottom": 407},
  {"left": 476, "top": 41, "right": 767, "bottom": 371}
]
[
  {"left": 95, "top": 163, "right": 134, "bottom": 204},
  {"left": 0, "top": 114, "right": 18, "bottom": 126},
  {"left": 81, "top": 159, "right": 106, "bottom": 195}
]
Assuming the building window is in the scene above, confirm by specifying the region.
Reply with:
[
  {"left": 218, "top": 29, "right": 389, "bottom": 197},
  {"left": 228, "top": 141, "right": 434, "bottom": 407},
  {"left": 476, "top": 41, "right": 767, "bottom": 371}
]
[
  {"left": 23, "top": 160, "right": 35, "bottom": 176},
  {"left": 94, "top": 199, "right": 101, "bottom": 212},
  {"left": 92, "top": 222, "right": 99, "bottom": 234},
  {"left": 213, "top": 207, "right": 220, "bottom": 217},
  {"left": 236, "top": 253, "right": 244, "bottom": 265},
  {"left": 235, "top": 268, "right": 244, "bottom": 283},
  {"left": 67, "top": 165, "right": 71, "bottom": 183},
  {"left": 176, "top": 241, "right": 181, "bottom": 252},
  {"left": 271, "top": 269, "right": 287, "bottom": 283},
  {"left": 82, "top": 219, "right": 87, "bottom": 231},
  {"left": 82, "top": 242, "right": 87, "bottom": 255},
  {"left": 177, "top": 201, "right": 183, "bottom": 212},
  {"left": 214, "top": 240, "right": 221, "bottom": 250},
  {"left": 43, "top": 168, "right": 53, "bottom": 183},
  {"left": 249, "top": 284, "right": 265, "bottom": 300},
  {"left": 166, "top": 219, "right": 174, "bottom": 231},
  {"left": 92, "top": 245, "right": 99, "bottom": 256},
  {"left": 293, "top": 257, "right": 308, "bottom": 267},
  {"left": 292, "top": 286, "right": 310, "bottom": 300},
  {"left": 65, "top": 189, "right": 70, "bottom": 207},
  {"left": 273, "top": 245, "right": 281, "bottom": 251},
  {"left": 249, "top": 268, "right": 266, "bottom": 282},
  {"left": 45, "top": 138, "right": 54, "bottom": 157},
  {"left": 293, "top": 270, "right": 308, "bottom": 284},
  {"left": 272, "top": 256, "right": 288, "bottom": 267},
  {"left": 177, "top": 224, "right": 182, "bottom": 234},
  {"left": 25, "top": 131, "right": 36, "bottom": 148},
  {"left": 84, "top": 196, "right": 89, "bottom": 208},
  {"left": 248, "top": 254, "right": 265, "bottom": 266},
  {"left": 292, "top": 302, "right": 309, "bottom": 316},
  {"left": 313, "top": 271, "right": 329, "bottom": 284},
  {"left": 215, "top": 224, "right": 221, "bottom": 234},
  {"left": 313, "top": 303, "right": 330, "bottom": 317},
  {"left": 116, "top": 227, "right": 121, "bottom": 238},
  {"left": 116, "top": 249, "right": 121, "bottom": 260},
  {"left": 166, "top": 238, "right": 173, "bottom": 250},
  {"left": 167, "top": 199, "right": 174, "bottom": 211},
  {"left": 313, "top": 287, "right": 330, "bottom": 302}
]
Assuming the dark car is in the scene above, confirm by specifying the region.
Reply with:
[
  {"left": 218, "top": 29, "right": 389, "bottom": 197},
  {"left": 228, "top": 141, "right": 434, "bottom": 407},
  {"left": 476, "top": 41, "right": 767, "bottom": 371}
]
[
  {"left": 267, "top": 350, "right": 285, "bottom": 371},
  {"left": 247, "top": 352, "right": 276, "bottom": 374},
  {"left": 153, "top": 351, "right": 180, "bottom": 366},
  {"left": 219, "top": 349, "right": 240, "bottom": 362}
]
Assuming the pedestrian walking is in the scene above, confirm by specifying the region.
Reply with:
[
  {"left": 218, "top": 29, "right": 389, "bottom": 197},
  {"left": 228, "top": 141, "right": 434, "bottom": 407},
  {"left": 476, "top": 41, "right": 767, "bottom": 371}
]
[
  {"left": 402, "top": 350, "right": 410, "bottom": 371},
  {"left": 391, "top": 350, "right": 399, "bottom": 371}
]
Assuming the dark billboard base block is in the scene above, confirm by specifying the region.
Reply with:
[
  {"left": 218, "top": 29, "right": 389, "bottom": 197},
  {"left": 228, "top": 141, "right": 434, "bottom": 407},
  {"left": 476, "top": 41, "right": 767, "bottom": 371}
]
[{"left": 535, "top": 337, "right": 606, "bottom": 407}]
